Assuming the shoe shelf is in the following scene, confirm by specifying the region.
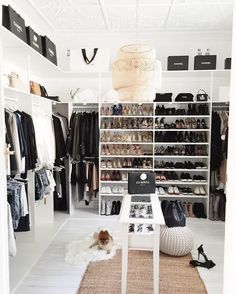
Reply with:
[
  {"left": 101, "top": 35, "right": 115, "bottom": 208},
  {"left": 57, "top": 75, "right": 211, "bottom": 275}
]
[
  {"left": 100, "top": 194, "right": 124, "bottom": 197},
  {"left": 158, "top": 195, "right": 208, "bottom": 199},
  {"left": 100, "top": 155, "right": 153, "bottom": 158},
  {"left": 154, "top": 168, "right": 209, "bottom": 171},
  {"left": 154, "top": 142, "right": 209, "bottom": 145},
  {"left": 100, "top": 180, "right": 128, "bottom": 184},
  {"left": 99, "top": 101, "right": 212, "bottom": 218},
  {"left": 155, "top": 129, "right": 210, "bottom": 131},
  {"left": 101, "top": 168, "right": 152, "bottom": 171},
  {"left": 154, "top": 115, "right": 210, "bottom": 118},
  {"left": 101, "top": 142, "right": 153, "bottom": 145},
  {"left": 100, "top": 115, "right": 153, "bottom": 118},
  {"left": 154, "top": 155, "right": 209, "bottom": 158},
  {"left": 156, "top": 181, "right": 207, "bottom": 185},
  {"left": 100, "top": 128, "right": 153, "bottom": 131}
]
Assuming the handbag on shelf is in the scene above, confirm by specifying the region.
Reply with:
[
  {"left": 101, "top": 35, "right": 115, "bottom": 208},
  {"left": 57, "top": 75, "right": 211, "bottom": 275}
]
[
  {"left": 161, "top": 200, "right": 186, "bottom": 228},
  {"left": 128, "top": 172, "right": 156, "bottom": 194},
  {"left": 30, "top": 81, "right": 41, "bottom": 96},
  {"left": 175, "top": 93, "right": 194, "bottom": 102},
  {"left": 8, "top": 72, "right": 27, "bottom": 91},
  {"left": 154, "top": 93, "right": 172, "bottom": 102},
  {"left": 196, "top": 90, "right": 210, "bottom": 102},
  {"left": 69, "top": 48, "right": 110, "bottom": 72}
]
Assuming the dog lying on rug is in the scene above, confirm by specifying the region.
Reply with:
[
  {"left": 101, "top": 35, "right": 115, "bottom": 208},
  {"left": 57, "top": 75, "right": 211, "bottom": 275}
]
[{"left": 89, "top": 230, "right": 114, "bottom": 254}]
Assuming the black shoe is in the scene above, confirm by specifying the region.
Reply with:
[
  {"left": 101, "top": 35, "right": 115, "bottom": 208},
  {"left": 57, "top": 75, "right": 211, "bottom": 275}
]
[
  {"left": 116, "top": 201, "right": 121, "bottom": 215},
  {"left": 111, "top": 201, "right": 117, "bottom": 215},
  {"left": 187, "top": 104, "right": 192, "bottom": 115}
]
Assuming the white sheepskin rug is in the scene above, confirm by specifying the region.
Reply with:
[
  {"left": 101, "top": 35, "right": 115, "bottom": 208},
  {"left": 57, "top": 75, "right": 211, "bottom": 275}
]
[{"left": 65, "top": 228, "right": 121, "bottom": 266}]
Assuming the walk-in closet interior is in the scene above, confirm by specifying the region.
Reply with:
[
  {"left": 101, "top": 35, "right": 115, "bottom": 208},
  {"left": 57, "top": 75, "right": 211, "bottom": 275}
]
[{"left": 0, "top": 1, "right": 235, "bottom": 293}]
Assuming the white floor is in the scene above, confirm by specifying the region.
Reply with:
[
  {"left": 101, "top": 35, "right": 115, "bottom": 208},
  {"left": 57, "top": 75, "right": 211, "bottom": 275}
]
[{"left": 11, "top": 209, "right": 225, "bottom": 294}]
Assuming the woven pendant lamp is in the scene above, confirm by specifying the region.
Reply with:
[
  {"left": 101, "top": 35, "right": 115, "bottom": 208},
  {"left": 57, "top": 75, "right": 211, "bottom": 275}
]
[{"left": 112, "top": 1, "right": 162, "bottom": 102}]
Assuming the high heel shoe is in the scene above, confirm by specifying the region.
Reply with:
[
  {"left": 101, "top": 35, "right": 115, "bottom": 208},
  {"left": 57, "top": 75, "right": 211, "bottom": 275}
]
[{"left": 190, "top": 244, "right": 216, "bottom": 269}]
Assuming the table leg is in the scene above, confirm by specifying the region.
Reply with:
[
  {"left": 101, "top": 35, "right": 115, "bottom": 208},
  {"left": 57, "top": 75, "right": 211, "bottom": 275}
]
[
  {"left": 122, "top": 223, "right": 129, "bottom": 294},
  {"left": 153, "top": 225, "right": 160, "bottom": 294}
]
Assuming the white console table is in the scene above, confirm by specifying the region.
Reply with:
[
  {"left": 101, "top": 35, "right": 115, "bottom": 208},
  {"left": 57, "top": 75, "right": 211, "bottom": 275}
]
[{"left": 119, "top": 193, "right": 165, "bottom": 294}]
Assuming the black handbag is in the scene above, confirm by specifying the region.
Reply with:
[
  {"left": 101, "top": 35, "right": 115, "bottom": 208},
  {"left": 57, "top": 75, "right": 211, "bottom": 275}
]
[
  {"left": 154, "top": 93, "right": 172, "bottom": 102},
  {"left": 175, "top": 93, "right": 193, "bottom": 102},
  {"left": 40, "top": 85, "right": 60, "bottom": 102},
  {"left": 196, "top": 90, "right": 210, "bottom": 102},
  {"left": 81, "top": 48, "right": 98, "bottom": 64},
  {"left": 161, "top": 200, "right": 186, "bottom": 228},
  {"left": 128, "top": 172, "right": 155, "bottom": 194}
]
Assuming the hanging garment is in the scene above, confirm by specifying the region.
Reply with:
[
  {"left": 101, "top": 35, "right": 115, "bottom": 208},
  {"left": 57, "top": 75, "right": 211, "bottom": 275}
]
[
  {"left": 210, "top": 112, "right": 222, "bottom": 171},
  {"left": 7, "top": 179, "right": 29, "bottom": 230},
  {"left": 7, "top": 203, "right": 17, "bottom": 257},
  {"left": 35, "top": 168, "right": 51, "bottom": 201},
  {"left": 52, "top": 114, "right": 67, "bottom": 161},
  {"left": 68, "top": 111, "right": 99, "bottom": 160}
]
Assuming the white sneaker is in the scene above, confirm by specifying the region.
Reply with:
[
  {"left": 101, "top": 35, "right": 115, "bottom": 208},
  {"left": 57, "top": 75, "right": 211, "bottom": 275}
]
[
  {"left": 118, "top": 186, "right": 124, "bottom": 194},
  {"left": 173, "top": 186, "right": 179, "bottom": 195},
  {"left": 101, "top": 186, "right": 107, "bottom": 194},
  {"left": 168, "top": 186, "right": 174, "bottom": 195},
  {"left": 112, "top": 186, "right": 119, "bottom": 194},
  {"left": 199, "top": 186, "right": 206, "bottom": 195},
  {"left": 106, "top": 186, "right": 112, "bottom": 194},
  {"left": 101, "top": 160, "right": 106, "bottom": 168},
  {"left": 194, "top": 186, "right": 200, "bottom": 195},
  {"left": 100, "top": 199, "right": 106, "bottom": 215},
  {"left": 105, "top": 200, "right": 112, "bottom": 216},
  {"left": 159, "top": 187, "right": 165, "bottom": 195}
]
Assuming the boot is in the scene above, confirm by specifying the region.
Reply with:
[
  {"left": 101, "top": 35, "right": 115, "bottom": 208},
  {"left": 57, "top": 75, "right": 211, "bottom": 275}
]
[
  {"left": 100, "top": 199, "right": 106, "bottom": 215},
  {"left": 111, "top": 201, "right": 117, "bottom": 215},
  {"left": 182, "top": 202, "right": 189, "bottom": 217},
  {"left": 187, "top": 202, "right": 195, "bottom": 217},
  {"left": 209, "top": 193, "right": 215, "bottom": 220},
  {"left": 213, "top": 195, "right": 220, "bottom": 221}
]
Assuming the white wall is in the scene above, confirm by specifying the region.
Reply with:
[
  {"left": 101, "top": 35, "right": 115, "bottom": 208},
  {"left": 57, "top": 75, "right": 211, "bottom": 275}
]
[{"left": 223, "top": 3, "right": 236, "bottom": 294}]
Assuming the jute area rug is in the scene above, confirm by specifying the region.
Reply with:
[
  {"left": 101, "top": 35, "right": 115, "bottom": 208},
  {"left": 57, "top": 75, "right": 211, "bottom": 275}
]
[{"left": 78, "top": 250, "right": 207, "bottom": 294}]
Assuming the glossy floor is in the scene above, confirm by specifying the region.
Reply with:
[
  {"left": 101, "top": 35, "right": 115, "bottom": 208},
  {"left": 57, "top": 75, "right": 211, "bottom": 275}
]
[{"left": 12, "top": 209, "right": 225, "bottom": 294}]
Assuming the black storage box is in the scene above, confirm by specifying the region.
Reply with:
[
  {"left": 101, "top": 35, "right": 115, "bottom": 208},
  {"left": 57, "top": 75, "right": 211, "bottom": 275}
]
[
  {"left": 2, "top": 5, "right": 27, "bottom": 43},
  {"left": 42, "top": 35, "right": 57, "bottom": 65},
  {"left": 26, "top": 26, "right": 43, "bottom": 54},
  {"left": 224, "top": 58, "right": 231, "bottom": 69},
  {"left": 154, "top": 93, "right": 172, "bottom": 102},
  {"left": 167, "top": 56, "right": 189, "bottom": 71},
  {"left": 194, "top": 55, "right": 217, "bottom": 70},
  {"left": 128, "top": 172, "right": 155, "bottom": 194}
]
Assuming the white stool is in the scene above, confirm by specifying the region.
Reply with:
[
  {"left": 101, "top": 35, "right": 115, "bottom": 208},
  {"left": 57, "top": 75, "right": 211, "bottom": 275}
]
[
  {"left": 119, "top": 194, "right": 165, "bottom": 294},
  {"left": 160, "top": 225, "right": 194, "bottom": 256}
]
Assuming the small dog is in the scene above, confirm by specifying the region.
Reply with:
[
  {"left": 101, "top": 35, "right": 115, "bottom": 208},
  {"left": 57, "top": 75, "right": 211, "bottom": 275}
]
[{"left": 89, "top": 230, "right": 113, "bottom": 254}]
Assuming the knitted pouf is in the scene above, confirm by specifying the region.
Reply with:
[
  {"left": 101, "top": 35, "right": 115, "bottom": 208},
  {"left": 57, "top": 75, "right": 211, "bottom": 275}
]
[{"left": 160, "top": 226, "right": 194, "bottom": 256}]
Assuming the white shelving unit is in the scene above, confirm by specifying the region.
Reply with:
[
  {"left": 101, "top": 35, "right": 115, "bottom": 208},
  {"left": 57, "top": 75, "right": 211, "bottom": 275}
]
[{"left": 99, "top": 99, "right": 212, "bottom": 217}]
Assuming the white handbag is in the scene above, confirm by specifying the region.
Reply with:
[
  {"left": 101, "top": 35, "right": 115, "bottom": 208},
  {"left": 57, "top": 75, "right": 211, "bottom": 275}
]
[{"left": 69, "top": 48, "right": 110, "bottom": 72}]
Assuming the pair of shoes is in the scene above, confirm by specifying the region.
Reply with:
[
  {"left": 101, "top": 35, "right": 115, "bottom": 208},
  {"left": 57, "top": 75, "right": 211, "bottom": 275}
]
[
  {"left": 111, "top": 200, "right": 122, "bottom": 215},
  {"left": 193, "top": 203, "right": 207, "bottom": 218},
  {"left": 190, "top": 244, "right": 216, "bottom": 269},
  {"left": 180, "top": 173, "right": 192, "bottom": 181},
  {"left": 167, "top": 186, "right": 179, "bottom": 195},
  {"left": 194, "top": 186, "right": 206, "bottom": 195},
  {"left": 101, "top": 199, "right": 121, "bottom": 215}
]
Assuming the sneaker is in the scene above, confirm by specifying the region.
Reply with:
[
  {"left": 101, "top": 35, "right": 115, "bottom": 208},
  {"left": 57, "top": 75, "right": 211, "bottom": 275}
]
[
  {"left": 100, "top": 199, "right": 106, "bottom": 215},
  {"left": 180, "top": 173, "right": 187, "bottom": 182},
  {"left": 199, "top": 186, "right": 206, "bottom": 195},
  {"left": 194, "top": 186, "right": 201, "bottom": 195},
  {"left": 105, "top": 200, "right": 112, "bottom": 215},
  {"left": 118, "top": 186, "right": 124, "bottom": 194},
  {"left": 101, "top": 186, "right": 107, "bottom": 194},
  {"left": 168, "top": 186, "right": 174, "bottom": 194},
  {"left": 101, "top": 160, "right": 106, "bottom": 168},
  {"left": 159, "top": 187, "right": 165, "bottom": 195},
  {"left": 112, "top": 186, "right": 119, "bottom": 194},
  {"left": 173, "top": 186, "right": 180, "bottom": 195}
]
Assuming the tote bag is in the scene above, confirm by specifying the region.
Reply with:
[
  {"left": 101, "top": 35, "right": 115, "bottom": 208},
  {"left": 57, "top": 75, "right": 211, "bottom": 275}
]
[{"left": 69, "top": 48, "right": 110, "bottom": 72}]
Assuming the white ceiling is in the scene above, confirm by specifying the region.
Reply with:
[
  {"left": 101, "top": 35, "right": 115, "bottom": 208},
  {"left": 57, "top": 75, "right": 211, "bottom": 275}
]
[{"left": 26, "top": 0, "right": 234, "bottom": 33}]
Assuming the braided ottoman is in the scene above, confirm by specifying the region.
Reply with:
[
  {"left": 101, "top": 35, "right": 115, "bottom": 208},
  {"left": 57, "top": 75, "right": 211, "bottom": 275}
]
[{"left": 160, "top": 225, "right": 194, "bottom": 256}]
